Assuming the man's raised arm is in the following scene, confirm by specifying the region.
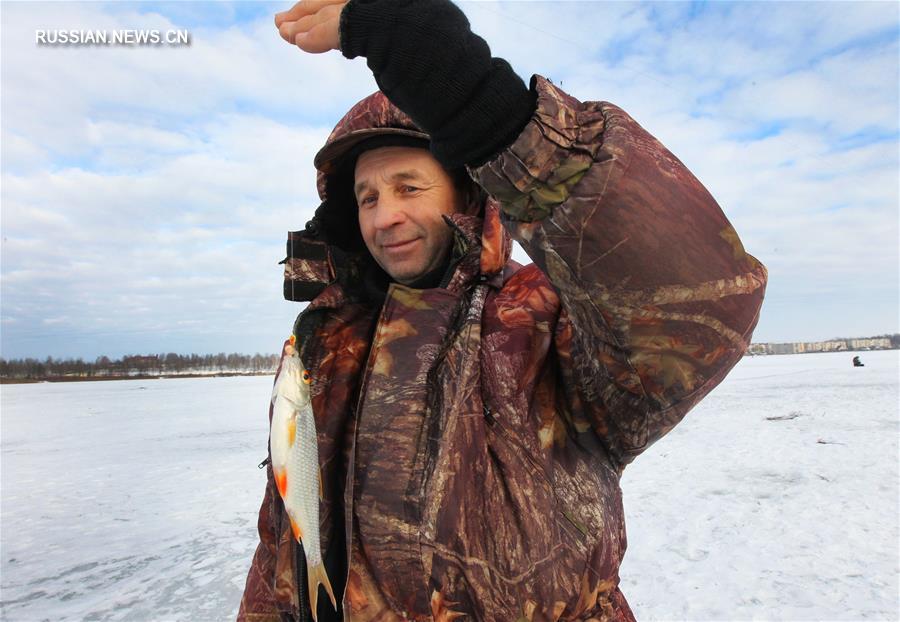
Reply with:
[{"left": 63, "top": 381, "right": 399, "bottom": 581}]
[{"left": 273, "top": 0, "right": 766, "bottom": 466}]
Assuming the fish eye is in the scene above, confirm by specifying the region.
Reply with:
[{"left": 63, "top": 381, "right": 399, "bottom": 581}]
[{"left": 302, "top": 370, "right": 311, "bottom": 384}]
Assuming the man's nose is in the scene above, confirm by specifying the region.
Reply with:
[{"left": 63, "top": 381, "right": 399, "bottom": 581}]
[{"left": 372, "top": 196, "right": 406, "bottom": 230}]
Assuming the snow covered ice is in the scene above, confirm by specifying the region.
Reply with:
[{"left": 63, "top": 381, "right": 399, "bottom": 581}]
[
  {"left": 619, "top": 350, "right": 899, "bottom": 621},
  {"left": 1, "top": 376, "right": 272, "bottom": 622},
  {"left": 1, "top": 351, "right": 898, "bottom": 621}
]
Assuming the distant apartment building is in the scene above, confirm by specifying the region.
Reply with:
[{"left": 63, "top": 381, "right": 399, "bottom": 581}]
[
  {"left": 747, "top": 336, "right": 895, "bottom": 355},
  {"left": 848, "top": 337, "right": 893, "bottom": 350}
]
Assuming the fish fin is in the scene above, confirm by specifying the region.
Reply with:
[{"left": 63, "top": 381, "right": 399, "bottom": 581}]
[
  {"left": 274, "top": 468, "right": 288, "bottom": 499},
  {"left": 309, "top": 571, "right": 319, "bottom": 622},
  {"left": 318, "top": 467, "right": 324, "bottom": 501},
  {"left": 287, "top": 415, "right": 297, "bottom": 447},
  {"left": 289, "top": 516, "right": 304, "bottom": 542},
  {"left": 307, "top": 562, "right": 338, "bottom": 620}
]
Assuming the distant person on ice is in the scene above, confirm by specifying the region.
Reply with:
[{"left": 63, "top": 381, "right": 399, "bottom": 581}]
[
  {"left": 853, "top": 355, "right": 864, "bottom": 367},
  {"left": 239, "top": 0, "right": 767, "bottom": 620}
]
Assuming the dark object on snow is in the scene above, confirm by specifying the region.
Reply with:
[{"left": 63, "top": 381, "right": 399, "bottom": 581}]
[
  {"left": 853, "top": 356, "right": 864, "bottom": 367},
  {"left": 766, "top": 412, "right": 803, "bottom": 421}
]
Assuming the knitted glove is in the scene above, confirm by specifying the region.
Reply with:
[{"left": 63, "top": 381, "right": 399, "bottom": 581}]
[{"left": 339, "top": 0, "right": 536, "bottom": 169}]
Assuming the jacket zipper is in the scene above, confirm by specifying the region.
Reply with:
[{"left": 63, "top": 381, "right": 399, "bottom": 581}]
[{"left": 336, "top": 292, "right": 395, "bottom": 618}]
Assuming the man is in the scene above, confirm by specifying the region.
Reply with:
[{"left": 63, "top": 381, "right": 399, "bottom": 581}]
[{"left": 239, "top": 1, "right": 767, "bottom": 620}]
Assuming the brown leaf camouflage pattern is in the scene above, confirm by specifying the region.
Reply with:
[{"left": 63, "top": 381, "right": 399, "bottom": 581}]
[{"left": 239, "top": 76, "right": 767, "bottom": 622}]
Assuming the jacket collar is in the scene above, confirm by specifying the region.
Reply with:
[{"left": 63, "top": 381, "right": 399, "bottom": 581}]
[{"left": 282, "top": 196, "right": 511, "bottom": 308}]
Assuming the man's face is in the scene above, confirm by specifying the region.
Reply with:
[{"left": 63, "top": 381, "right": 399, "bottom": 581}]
[{"left": 355, "top": 146, "right": 461, "bottom": 285}]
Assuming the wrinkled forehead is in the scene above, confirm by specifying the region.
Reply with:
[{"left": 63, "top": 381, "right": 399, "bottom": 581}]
[
  {"left": 353, "top": 146, "right": 446, "bottom": 190},
  {"left": 338, "top": 135, "right": 431, "bottom": 179}
]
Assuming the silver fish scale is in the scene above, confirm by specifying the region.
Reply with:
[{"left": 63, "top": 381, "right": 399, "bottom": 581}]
[{"left": 287, "top": 402, "right": 323, "bottom": 566}]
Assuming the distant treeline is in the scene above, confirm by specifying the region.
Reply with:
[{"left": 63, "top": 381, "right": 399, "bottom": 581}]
[{"left": 0, "top": 352, "right": 279, "bottom": 380}]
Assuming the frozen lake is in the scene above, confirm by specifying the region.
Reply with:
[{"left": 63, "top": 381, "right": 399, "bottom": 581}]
[{"left": 1, "top": 351, "right": 898, "bottom": 621}]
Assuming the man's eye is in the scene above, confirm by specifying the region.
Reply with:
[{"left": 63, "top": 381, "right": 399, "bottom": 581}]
[
  {"left": 359, "top": 194, "right": 377, "bottom": 207},
  {"left": 401, "top": 185, "right": 420, "bottom": 194}
]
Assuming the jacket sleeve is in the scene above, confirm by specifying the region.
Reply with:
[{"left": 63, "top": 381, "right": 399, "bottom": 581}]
[
  {"left": 237, "top": 464, "right": 291, "bottom": 622},
  {"left": 471, "top": 76, "right": 767, "bottom": 467}
]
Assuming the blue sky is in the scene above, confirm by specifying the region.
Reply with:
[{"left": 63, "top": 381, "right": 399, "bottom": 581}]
[{"left": 1, "top": 1, "right": 898, "bottom": 360}]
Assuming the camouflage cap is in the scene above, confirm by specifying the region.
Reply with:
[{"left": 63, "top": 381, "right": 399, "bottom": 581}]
[
  {"left": 314, "top": 127, "right": 429, "bottom": 176},
  {"left": 313, "top": 91, "right": 430, "bottom": 178}
]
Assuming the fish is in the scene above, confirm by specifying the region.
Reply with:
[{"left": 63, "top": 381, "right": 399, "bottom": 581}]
[{"left": 269, "top": 335, "right": 337, "bottom": 621}]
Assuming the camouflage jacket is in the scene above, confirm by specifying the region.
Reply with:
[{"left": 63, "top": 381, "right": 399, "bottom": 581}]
[{"left": 238, "top": 76, "right": 767, "bottom": 622}]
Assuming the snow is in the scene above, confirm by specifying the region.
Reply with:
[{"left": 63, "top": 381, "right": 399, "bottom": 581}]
[
  {"left": 619, "top": 350, "right": 899, "bottom": 621},
  {"left": 1, "top": 376, "right": 272, "bottom": 621},
  {"left": 1, "top": 351, "right": 898, "bottom": 621}
]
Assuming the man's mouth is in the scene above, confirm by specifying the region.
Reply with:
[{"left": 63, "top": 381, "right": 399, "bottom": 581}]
[{"left": 381, "top": 238, "right": 420, "bottom": 253}]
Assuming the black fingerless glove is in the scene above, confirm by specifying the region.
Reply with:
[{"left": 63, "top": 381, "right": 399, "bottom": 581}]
[{"left": 339, "top": 0, "right": 536, "bottom": 169}]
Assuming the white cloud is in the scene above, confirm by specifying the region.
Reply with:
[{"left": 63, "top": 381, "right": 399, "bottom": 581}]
[
  {"left": 1, "top": 1, "right": 898, "bottom": 359},
  {"left": 0, "top": 110, "right": 330, "bottom": 358}
]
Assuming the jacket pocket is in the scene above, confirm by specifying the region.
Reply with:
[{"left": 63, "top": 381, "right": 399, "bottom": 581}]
[{"left": 484, "top": 404, "right": 588, "bottom": 548}]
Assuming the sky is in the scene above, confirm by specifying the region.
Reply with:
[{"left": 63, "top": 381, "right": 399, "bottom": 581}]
[{"left": 1, "top": 1, "right": 898, "bottom": 361}]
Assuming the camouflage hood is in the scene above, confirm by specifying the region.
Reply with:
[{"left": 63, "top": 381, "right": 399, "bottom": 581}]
[{"left": 282, "top": 91, "right": 512, "bottom": 303}]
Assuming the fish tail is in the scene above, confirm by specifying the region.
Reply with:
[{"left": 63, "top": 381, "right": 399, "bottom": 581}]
[{"left": 307, "top": 561, "right": 337, "bottom": 620}]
